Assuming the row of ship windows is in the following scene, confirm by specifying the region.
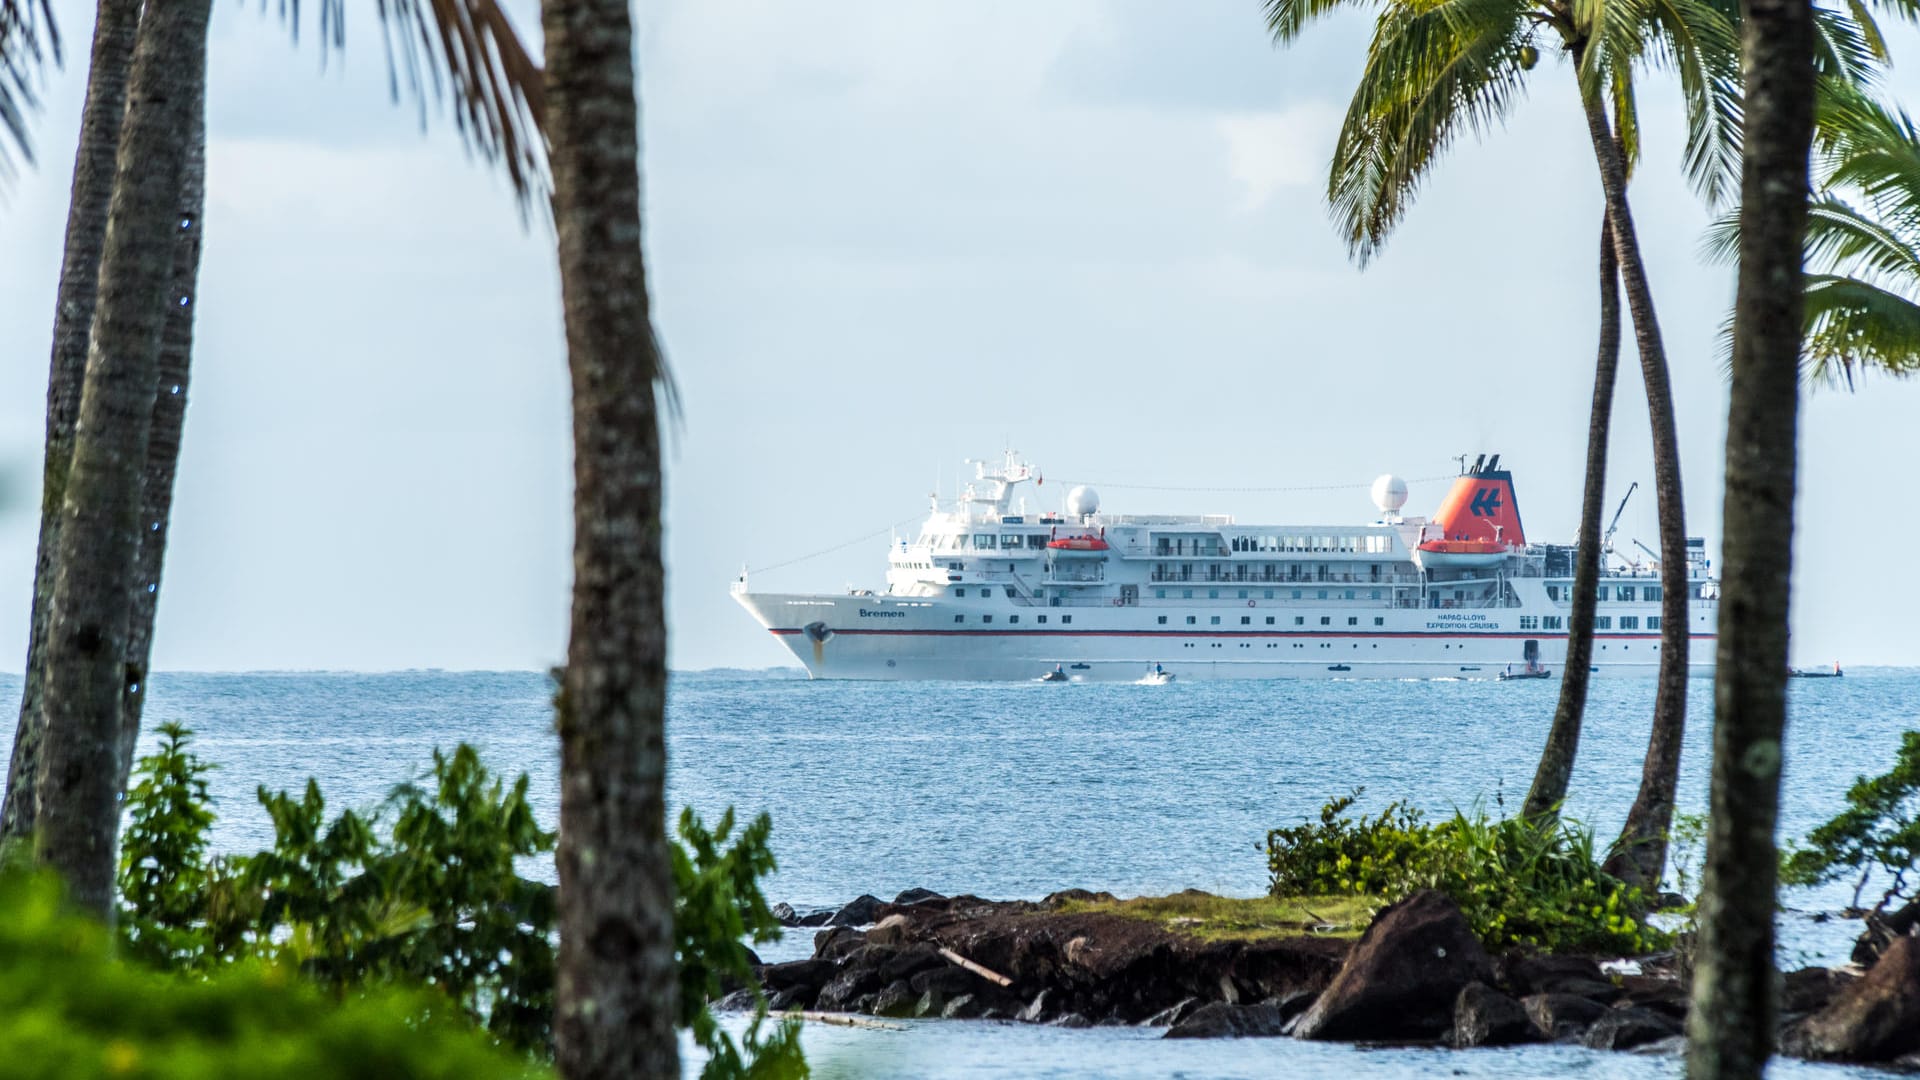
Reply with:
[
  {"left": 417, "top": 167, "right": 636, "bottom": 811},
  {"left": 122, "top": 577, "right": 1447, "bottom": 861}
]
[
  {"left": 1546, "top": 584, "right": 1667, "bottom": 602},
  {"left": 945, "top": 612, "right": 1663, "bottom": 630},
  {"left": 1518, "top": 615, "right": 1661, "bottom": 630},
  {"left": 1164, "top": 534, "right": 1395, "bottom": 555},
  {"left": 1178, "top": 642, "right": 1660, "bottom": 650},
  {"left": 1158, "top": 587, "right": 1388, "bottom": 601},
  {"left": 949, "top": 614, "right": 1394, "bottom": 627}
]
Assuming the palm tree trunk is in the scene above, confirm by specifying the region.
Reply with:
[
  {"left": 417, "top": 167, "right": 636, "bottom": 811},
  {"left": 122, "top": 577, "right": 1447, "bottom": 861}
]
[
  {"left": 542, "top": 0, "right": 678, "bottom": 1076},
  {"left": 1, "top": 0, "right": 142, "bottom": 852},
  {"left": 115, "top": 30, "right": 206, "bottom": 799},
  {"left": 1685, "top": 1, "right": 1814, "bottom": 1075},
  {"left": 1573, "top": 78, "right": 1693, "bottom": 893},
  {"left": 1523, "top": 211, "right": 1621, "bottom": 820},
  {"left": 32, "top": 0, "right": 212, "bottom": 920}
]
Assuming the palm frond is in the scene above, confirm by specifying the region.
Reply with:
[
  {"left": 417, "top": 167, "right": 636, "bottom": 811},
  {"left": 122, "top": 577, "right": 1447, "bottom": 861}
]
[
  {"left": 1813, "top": 2, "right": 1884, "bottom": 83},
  {"left": 1802, "top": 273, "right": 1920, "bottom": 385},
  {"left": 286, "top": 0, "right": 546, "bottom": 207},
  {"left": 1328, "top": 0, "right": 1535, "bottom": 263},
  {"left": 1266, "top": 0, "right": 1387, "bottom": 42},
  {"left": 1699, "top": 207, "right": 1740, "bottom": 264},
  {"left": 1639, "top": 0, "right": 1743, "bottom": 206},
  {"left": 1815, "top": 86, "right": 1920, "bottom": 248},
  {"left": 0, "top": 0, "right": 59, "bottom": 184},
  {"left": 1610, "top": 59, "right": 1641, "bottom": 181},
  {"left": 1804, "top": 195, "right": 1920, "bottom": 287}
]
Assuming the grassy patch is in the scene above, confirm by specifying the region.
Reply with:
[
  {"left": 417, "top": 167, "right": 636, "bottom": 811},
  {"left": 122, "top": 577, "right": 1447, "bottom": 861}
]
[{"left": 1053, "top": 891, "right": 1379, "bottom": 941}]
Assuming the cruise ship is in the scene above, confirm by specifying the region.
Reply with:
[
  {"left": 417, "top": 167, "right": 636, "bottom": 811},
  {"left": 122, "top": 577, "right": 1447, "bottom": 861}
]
[{"left": 732, "top": 452, "right": 1719, "bottom": 681}]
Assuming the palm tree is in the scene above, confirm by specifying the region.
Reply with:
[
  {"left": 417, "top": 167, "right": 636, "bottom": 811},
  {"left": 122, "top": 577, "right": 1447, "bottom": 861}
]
[
  {"left": 1265, "top": 0, "right": 1742, "bottom": 885},
  {"left": 34, "top": 0, "right": 214, "bottom": 920},
  {"left": 1684, "top": 2, "right": 1815, "bottom": 1076},
  {"left": 541, "top": 0, "right": 680, "bottom": 1072},
  {"left": 0, "top": 0, "right": 141, "bottom": 852},
  {"left": 116, "top": 69, "right": 205, "bottom": 802},
  {"left": 1524, "top": 212, "right": 1622, "bottom": 820},
  {"left": 4, "top": 0, "right": 546, "bottom": 874},
  {"left": 1705, "top": 82, "right": 1920, "bottom": 387}
]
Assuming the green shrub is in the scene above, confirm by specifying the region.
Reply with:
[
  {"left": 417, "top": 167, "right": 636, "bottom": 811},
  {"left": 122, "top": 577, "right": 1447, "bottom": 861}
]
[
  {"left": 675, "top": 808, "right": 804, "bottom": 1080},
  {"left": 1783, "top": 730, "right": 1920, "bottom": 913},
  {"left": 120, "top": 731, "right": 558, "bottom": 1053},
  {"left": 0, "top": 869, "right": 545, "bottom": 1079},
  {"left": 117, "top": 728, "right": 806, "bottom": 1077},
  {"left": 1266, "top": 789, "right": 1665, "bottom": 954}
]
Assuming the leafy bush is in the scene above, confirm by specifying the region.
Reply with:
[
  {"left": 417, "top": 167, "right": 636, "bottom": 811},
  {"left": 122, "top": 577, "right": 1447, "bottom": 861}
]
[
  {"left": 675, "top": 808, "right": 804, "bottom": 1080},
  {"left": 1783, "top": 730, "right": 1920, "bottom": 913},
  {"left": 1266, "top": 789, "right": 1665, "bottom": 954},
  {"left": 117, "top": 727, "right": 805, "bottom": 1077},
  {"left": 0, "top": 869, "right": 545, "bottom": 1079},
  {"left": 120, "top": 729, "right": 557, "bottom": 1053}
]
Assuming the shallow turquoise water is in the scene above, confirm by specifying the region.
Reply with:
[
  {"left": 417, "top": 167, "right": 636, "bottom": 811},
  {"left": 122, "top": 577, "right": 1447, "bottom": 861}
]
[{"left": 4, "top": 667, "right": 1914, "bottom": 1077}]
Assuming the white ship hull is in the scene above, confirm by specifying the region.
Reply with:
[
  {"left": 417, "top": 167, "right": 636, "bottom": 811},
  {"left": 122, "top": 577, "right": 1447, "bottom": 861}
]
[{"left": 733, "top": 590, "right": 1715, "bottom": 682}]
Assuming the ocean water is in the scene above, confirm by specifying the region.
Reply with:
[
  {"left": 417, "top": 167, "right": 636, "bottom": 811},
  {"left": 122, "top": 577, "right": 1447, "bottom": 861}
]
[{"left": 2, "top": 667, "right": 1914, "bottom": 1078}]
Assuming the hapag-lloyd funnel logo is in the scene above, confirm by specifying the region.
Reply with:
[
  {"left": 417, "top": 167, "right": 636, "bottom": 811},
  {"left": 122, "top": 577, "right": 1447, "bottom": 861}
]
[{"left": 1469, "top": 487, "right": 1504, "bottom": 517}]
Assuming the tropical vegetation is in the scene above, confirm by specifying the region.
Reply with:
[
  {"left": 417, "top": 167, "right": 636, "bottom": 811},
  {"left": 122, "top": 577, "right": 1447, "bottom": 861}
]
[
  {"left": 1708, "top": 80, "right": 1920, "bottom": 387},
  {"left": 1261, "top": 0, "right": 1754, "bottom": 891},
  {"left": 1782, "top": 730, "right": 1920, "bottom": 915},
  {"left": 109, "top": 724, "right": 804, "bottom": 1074},
  {"left": 0, "top": 869, "right": 545, "bottom": 1080},
  {"left": 1265, "top": 791, "right": 1665, "bottom": 954}
]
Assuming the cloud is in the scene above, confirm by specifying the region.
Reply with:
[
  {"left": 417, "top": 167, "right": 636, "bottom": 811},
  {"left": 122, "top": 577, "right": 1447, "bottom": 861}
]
[{"left": 1216, "top": 105, "right": 1341, "bottom": 212}]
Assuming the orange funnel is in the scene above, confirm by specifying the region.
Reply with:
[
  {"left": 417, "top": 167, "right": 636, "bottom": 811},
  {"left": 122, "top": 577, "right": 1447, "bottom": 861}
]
[{"left": 1428, "top": 458, "right": 1526, "bottom": 548}]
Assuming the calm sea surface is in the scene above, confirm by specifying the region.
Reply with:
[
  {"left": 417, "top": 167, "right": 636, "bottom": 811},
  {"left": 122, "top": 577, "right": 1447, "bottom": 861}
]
[{"left": 2, "top": 667, "right": 1913, "bottom": 1078}]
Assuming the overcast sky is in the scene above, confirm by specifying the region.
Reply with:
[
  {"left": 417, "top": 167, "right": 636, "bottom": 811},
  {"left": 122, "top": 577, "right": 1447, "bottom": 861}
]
[{"left": 2, "top": 1, "right": 1916, "bottom": 672}]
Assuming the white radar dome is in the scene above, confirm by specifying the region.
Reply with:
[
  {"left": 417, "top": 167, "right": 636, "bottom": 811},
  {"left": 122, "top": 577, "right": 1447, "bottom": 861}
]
[
  {"left": 1066, "top": 485, "right": 1101, "bottom": 517},
  {"left": 1371, "top": 474, "right": 1409, "bottom": 515}
]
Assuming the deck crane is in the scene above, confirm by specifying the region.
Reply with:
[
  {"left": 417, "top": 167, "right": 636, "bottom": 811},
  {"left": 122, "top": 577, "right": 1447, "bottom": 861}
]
[{"left": 1602, "top": 482, "right": 1638, "bottom": 556}]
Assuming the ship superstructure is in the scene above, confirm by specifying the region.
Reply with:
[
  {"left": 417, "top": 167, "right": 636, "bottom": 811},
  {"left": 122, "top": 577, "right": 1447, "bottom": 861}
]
[{"left": 732, "top": 452, "right": 1718, "bottom": 681}]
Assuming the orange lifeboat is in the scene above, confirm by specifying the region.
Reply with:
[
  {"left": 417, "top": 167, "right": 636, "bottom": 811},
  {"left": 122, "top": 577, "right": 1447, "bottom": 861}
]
[{"left": 1047, "top": 535, "right": 1110, "bottom": 552}]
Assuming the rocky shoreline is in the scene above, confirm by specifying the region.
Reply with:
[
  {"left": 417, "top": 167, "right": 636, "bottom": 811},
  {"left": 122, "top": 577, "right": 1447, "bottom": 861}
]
[{"left": 731, "top": 888, "right": 1920, "bottom": 1066}]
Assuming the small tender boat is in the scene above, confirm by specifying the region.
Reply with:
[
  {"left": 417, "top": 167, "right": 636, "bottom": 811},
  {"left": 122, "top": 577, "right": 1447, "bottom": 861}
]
[
  {"left": 1047, "top": 535, "right": 1110, "bottom": 552},
  {"left": 1038, "top": 664, "right": 1069, "bottom": 683},
  {"left": 1498, "top": 668, "right": 1553, "bottom": 681},
  {"left": 1789, "top": 662, "right": 1844, "bottom": 679}
]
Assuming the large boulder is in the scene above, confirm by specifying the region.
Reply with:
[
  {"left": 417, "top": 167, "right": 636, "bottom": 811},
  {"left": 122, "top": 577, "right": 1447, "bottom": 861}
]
[
  {"left": 760, "top": 958, "right": 837, "bottom": 997},
  {"left": 1163, "top": 1001, "right": 1290, "bottom": 1039},
  {"left": 1497, "top": 954, "right": 1619, "bottom": 1002},
  {"left": 1291, "top": 890, "right": 1493, "bottom": 1041},
  {"left": 829, "top": 894, "right": 886, "bottom": 927},
  {"left": 1785, "top": 935, "right": 1920, "bottom": 1062},
  {"left": 894, "top": 887, "right": 946, "bottom": 906},
  {"left": 1581, "top": 1006, "right": 1682, "bottom": 1050},
  {"left": 1452, "top": 982, "right": 1540, "bottom": 1048},
  {"left": 1521, "top": 992, "right": 1609, "bottom": 1041},
  {"left": 814, "top": 926, "right": 867, "bottom": 960},
  {"left": 1781, "top": 966, "right": 1856, "bottom": 1016}
]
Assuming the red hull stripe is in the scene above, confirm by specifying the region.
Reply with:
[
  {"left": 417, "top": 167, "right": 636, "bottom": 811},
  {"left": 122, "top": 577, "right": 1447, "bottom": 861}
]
[{"left": 769, "top": 628, "right": 1713, "bottom": 641}]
